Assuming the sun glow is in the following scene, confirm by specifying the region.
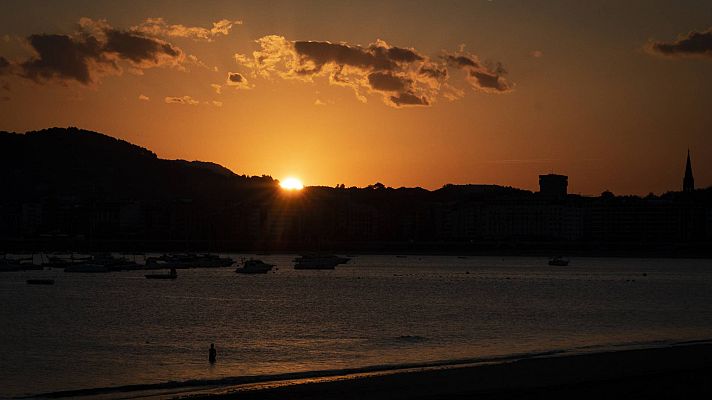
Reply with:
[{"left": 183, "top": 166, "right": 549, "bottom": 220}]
[{"left": 280, "top": 177, "right": 304, "bottom": 190}]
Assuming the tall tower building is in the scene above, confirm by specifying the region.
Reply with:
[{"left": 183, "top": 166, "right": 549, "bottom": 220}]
[
  {"left": 683, "top": 149, "right": 695, "bottom": 193},
  {"left": 539, "top": 174, "right": 568, "bottom": 198}
]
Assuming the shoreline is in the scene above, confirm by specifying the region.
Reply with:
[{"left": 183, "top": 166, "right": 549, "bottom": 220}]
[
  {"left": 185, "top": 341, "right": 712, "bottom": 400},
  {"left": 23, "top": 340, "right": 712, "bottom": 399}
]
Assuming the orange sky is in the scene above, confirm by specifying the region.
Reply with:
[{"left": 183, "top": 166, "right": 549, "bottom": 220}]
[{"left": 1, "top": 0, "right": 711, "bottom": 195}]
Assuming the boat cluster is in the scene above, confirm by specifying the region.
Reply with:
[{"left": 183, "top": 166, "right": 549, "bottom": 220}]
[
  {"left": 2, "top": 253, "right": 236, "bottom": 283},
  {"left": 234, "top": 254, "right": 351, "bottom": 274},
  {"left": 3, "top": 252, "right": 352, "bottom": 282}
]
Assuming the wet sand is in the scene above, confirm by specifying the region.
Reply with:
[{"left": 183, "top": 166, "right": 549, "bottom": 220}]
[{"left": 187, "top": 343, "right": 712, "bottom": 400}]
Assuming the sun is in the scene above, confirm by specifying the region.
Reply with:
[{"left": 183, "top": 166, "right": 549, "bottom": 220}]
[{"left": 280, "top": 177, "right": 304, "bottom": 191}]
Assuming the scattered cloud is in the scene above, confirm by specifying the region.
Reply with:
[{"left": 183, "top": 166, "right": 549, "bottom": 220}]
[
  {"left": 226, "top": 71, "right": 251, "bottom": 89},
  {"left": 211, "top": 83, "right": 222, "bottom": 94},
  {"left": 529, "top": 50, "right": 544, "bottom": 58},
  {"left": 314, "top": 98, "right": 327, "bottom": 106},
  {"left": 138, "top": 94, "right": 150, "bottom": 101},
  {"left": 235, "top": 35, "right": 513, "bottom": 107},
  {"left": 165, "top": 95, "right": 198, "bottom": 105},
  {"left": 211, "top": 100, "right": 223, "bottom": 107},
  {"left": 646, "top": 27, "right": 712, "bottom": 59},
  {"left": 132, "top": 18, "right": 242, "bottom": 42}
]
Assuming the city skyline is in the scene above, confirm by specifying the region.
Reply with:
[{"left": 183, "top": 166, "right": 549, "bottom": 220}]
[{"left": 1, "top": 1, "right": 711, "bottom": 195}]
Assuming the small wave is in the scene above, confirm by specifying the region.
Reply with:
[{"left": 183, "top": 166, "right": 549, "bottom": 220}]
[{"left": 394, "top": 335, "right": 428, "bottom": 343}]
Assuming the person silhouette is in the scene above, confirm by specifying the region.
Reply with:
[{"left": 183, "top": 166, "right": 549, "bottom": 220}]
[{"left": 209, "top": 343, "right": 216, "bottom": 364}]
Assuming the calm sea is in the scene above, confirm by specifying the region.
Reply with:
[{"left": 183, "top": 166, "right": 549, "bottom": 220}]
[{"left": 2, "top": 255, "right": 712, "bottom": 397}]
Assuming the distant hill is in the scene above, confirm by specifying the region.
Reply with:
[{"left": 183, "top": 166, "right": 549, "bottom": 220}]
[{"left": 0, "top": 127, "right": 276, "bottom": 203}]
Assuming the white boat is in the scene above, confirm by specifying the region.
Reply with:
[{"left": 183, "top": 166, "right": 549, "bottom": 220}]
[
  {"left": 235, "top": 259, "right": 274, "bottom": 274},
  {"left": 293, "top": 254, "right": 349, "bottom": 270},
  {"left": 1, "top": 256, "right": 39, "bottom": 272},
  {"left": 145, "top": 253, "right": 235, "bottom": 269}
]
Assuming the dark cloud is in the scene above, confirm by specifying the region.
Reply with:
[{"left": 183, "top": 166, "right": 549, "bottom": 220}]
[
  {"left": 292, "top": 40, "right": 426, "bottom": 75},
  {"left": 103, "top": 29, "right": 182, "bottom": 66},
  {"left": 647, "top": 28, "right": 712, "bottom": 58},
  {"left": 226, "top": 71, "right": 250, "bottom": 89},
  {"left": 236, "top": 35, "right": 514, "bottom": 107},
  {"left": 469, "top": 70, "right": 510, "bottom": 92},
  {"left": 419, "top": 64, "right": 447, "bottom": 79},
  {"left": 367, "top": 72, "right": 409, "bottom": 92},
  {"left": 373, "top": 45, "right": 424, "bottom": 63},
  {"left": 5, "top": 18, "right": 185, "bottom": 85},
  {"left": 390, "top": 92, "right": 429, "bottom": 107},
  {"left": 445, "top": 52, "right": 512, "bottom": 93},
  {"left": 0, "top": 56, "right": 10, "bottom": 73},
  {"left": 445, "top": 54, "right": 479, "bottom": 68},
  {"left": 21, "top": 34, "right": 103, "bottom": 84},
  {"left": 227, "top": 72, "right": 243, "bottom": 83},
  {"left": 294, "top": 41, "right": 396, "bottom": 72}
]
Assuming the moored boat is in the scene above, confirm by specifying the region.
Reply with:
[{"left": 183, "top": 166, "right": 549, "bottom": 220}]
[
  {"left": 548, "top": 256, "right": 570, "bottom": 266},
  {"left": 63, "top": 253, "right": 139, "bottom": 272},
  {"left": 26, "top": 279, "right": 55, "bottom": 285},
  {"left": 293, "top": 254, "right": 349, "bottom": 270},
  {"left": 65, "top": 263, "right": 111, "bottom": 273},
  {"left": 145, "top": 268, "right": 177, "bottom": 279},
  {"left": 1, "top": 255, "right": 41, "bottom": 272},
  {"left": 145, "top": 253, "right": 235, "bottom": 269},
  {"left": 235, "top": 259, "right": 274, "bottom": 274}
]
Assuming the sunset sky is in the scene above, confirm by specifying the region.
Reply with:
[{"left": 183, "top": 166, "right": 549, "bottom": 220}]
[{"left": 1, "top": 0, "right": 711, "bottom": 195}]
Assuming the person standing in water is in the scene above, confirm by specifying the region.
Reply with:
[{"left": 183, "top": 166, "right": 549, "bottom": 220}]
[{"left": 209, "top": 343, "right": 217, "bottom": 364}]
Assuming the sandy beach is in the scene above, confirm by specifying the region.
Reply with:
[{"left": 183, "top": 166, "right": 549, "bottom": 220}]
[{"left": 182, "top": 342, "right": 712, "bottom": 400}]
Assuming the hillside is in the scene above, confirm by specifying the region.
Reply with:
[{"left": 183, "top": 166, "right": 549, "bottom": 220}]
[{"left": 0, "top": 127, "right": 276, "bottom": 203}]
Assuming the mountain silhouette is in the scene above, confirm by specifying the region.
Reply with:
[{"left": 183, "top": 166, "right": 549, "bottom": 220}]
[{"left": 0, "top": 127, "right": 276, "bottom": 204}]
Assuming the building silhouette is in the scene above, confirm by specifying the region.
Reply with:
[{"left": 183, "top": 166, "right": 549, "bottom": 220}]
[
  {"left": 539, "top": 174, "right": 568, "bottom": 198},
  {"left": 684, "top": 149, "right": 695, "bottom": 193}
]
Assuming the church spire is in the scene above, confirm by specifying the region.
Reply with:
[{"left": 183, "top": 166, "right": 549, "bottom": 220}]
[{"left": 683, "top": 149, "right": 694, "bottom": 193}]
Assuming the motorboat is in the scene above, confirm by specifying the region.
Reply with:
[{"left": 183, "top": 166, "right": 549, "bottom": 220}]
[
  {"left": 548, "top": 256, "right": 570, "bottom": 266},
  {"left": 145, "top": 253, "right": 235, "bottom": 269},
  {"left": 63, "top": 253, "right": 139, "bottom": 272},
  {"left": 235, "top": 259, "right": 274, "bottom": 274},
  {"left": 145, "top": 268, "right": 178, "bottom": 280},
  {"left": 1, "top": 255, "right": 40, "bottom": 272}
]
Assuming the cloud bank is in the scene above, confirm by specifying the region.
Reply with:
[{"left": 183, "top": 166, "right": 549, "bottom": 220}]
[
  {"left": 235, "top": 36, "right": 513, "bottom": 107},
  {"left": 646, "top": 27, "right": 712, "bottom": 59}
]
